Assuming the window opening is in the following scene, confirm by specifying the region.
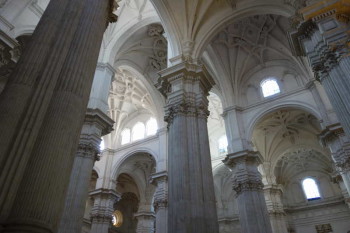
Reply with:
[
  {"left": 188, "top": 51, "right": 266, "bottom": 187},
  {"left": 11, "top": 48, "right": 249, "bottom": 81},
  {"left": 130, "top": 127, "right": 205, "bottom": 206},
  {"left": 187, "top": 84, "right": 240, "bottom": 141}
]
[
  {"left": 302, "top": 178, "right": 321, "bottom": 200},
  {"left": 261, "top": 78, "right": 280, "bottom": 97}
]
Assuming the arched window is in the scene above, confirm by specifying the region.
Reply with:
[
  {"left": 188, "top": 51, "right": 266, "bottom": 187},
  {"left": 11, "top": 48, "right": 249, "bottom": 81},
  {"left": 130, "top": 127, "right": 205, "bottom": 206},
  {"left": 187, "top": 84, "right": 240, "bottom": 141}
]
[
  {"left": 146, "top": 118, "right": 158, "bottom": 136},
  {"left": 132, "top": 122, "right": 145, "bottom": 141},
  {"left": 261, "top": 78, "right": 280, "bottom": 97},
  {"left": 302, "top": 178, "right": 321, "bottom": 200},
  {"left": 218, "top": 135, "right": 228, "bottom": 154},
  {"left": 121, "top": 128, "right": 131, "bottom": 145}
]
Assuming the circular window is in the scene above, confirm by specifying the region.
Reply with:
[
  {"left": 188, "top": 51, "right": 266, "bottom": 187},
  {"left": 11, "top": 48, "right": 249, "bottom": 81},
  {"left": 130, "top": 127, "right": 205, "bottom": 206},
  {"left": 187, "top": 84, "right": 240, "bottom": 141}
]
[{"left": 112, "top": 210, "right": 123, "bottom": 227}]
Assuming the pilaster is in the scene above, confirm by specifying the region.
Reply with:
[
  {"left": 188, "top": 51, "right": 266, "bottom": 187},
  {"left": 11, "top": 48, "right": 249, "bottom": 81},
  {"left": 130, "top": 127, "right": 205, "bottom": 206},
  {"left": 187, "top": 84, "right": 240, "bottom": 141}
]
[
  {"left": 151, "top": 171, "right": 168, "bottom": 233},
  {"left": 320, "top": 124, "right": 350, "bottom": 196},
  {"left": 263, "top": 185, "right": 288, "bottom": 233},
  {"left": 224, "top": 150, "right": 273, "bottom": 233}
]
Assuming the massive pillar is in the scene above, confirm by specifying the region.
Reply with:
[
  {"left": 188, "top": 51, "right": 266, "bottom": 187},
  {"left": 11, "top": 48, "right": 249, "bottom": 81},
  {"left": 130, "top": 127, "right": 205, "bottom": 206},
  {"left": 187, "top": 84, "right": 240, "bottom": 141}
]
[
  {"left": 156, "top": 62, "right": 219, "bottom": 233},
  {"left": 289, "top": 0, "right": 350, "bottom": 136},
  {"left": 321, "top": 125, "right": 350, "bottom": 198},
  {"left": 0, "top": 0, "right": 118, "bottom": 232},
  {"left": 90, "top": 189, "right": 120, "bottom": 233},
  {"left": 151, "top": 171, "right": 168, "bottom": 233},
  {"left": 224, "top": 151, "right": 273, "bottom": 233},
  {"left": 58, "top": 109, "right": 114, "bottom": 233}
]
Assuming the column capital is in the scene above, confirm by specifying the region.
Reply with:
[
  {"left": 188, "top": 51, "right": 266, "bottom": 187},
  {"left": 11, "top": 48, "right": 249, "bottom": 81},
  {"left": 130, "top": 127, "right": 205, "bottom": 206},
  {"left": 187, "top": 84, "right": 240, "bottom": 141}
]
[
  {"left": 90, "top": 188, "right": 120, "bottom": 224},
  {"left": 224, "top": 151, "right": 264, "bottom": 196},
  {"left": 319, "top": 123, "right": 345, "bottom": 145},
  {"left": 85, "top": 108, "right": 114, "bottom": 136},
  {"left": 156, "top": 62, "right": 215, "bottom": 125},
  {"left": 223, "top": 150, "right": 262, "bottom": 168},
  {"left": 150, "top": 171, "right": 168, "bottom": 212}
]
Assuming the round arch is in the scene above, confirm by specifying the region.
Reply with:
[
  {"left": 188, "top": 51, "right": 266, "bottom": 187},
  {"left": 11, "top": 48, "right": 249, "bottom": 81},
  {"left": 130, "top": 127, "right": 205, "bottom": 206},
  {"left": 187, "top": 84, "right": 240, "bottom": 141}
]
[
  {"left": 246, "top": 102, "right": 323, "bottom": 141},
  {"left": 111, "top": 148, "right": 158, "bottom": 182}
]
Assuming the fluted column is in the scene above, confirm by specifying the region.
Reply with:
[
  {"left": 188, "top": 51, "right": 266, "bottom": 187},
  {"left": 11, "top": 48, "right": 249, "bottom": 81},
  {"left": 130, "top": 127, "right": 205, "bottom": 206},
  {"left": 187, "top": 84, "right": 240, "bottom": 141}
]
[
  {"left": 0, "top": 0, "right": 118, "bottom": 232},
  {"left": 224, "top": 151, "right": 273, "bottom": 233},
  {"left": 151, "top": 171, "right": 168, "bottom": 233},
  {"left": 321, "top": 125, "right": 350, "bottom": 196},
  {"left": 156, "top": 62, "right": 219, "bottom": 233},
  {"left": 288, "top": 0, "right": 350, "bottom": 136},
  {"left": 58, "top": 109, "right": 114, "bottom": 233},
  {"left": 90, "top": 189, "right": 120, "bottom": 233},
  {"left": 264, "top": 185, "right": 288, "bottom": 233},
  {"left": 135, "top": 212, "right": 155, "bottom": 233}
]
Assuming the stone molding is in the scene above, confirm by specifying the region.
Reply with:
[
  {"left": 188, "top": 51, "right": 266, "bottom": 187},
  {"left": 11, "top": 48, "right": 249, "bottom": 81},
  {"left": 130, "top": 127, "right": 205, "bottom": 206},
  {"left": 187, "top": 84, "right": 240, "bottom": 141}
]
[
  {"left": 89, "top": 189, "right": 120, "bottom": 223},
  {"left": 224, "top": 151, "right": 265, "bottom": 196},
  {"left": 76, "top": 142, "right": 100, "bottom": 161},
  {"left": 156, "top": 62, "right": 214, "bottom": 125},
  {"left": 150, "top": 171, "right": 168, "bottom": 212}
]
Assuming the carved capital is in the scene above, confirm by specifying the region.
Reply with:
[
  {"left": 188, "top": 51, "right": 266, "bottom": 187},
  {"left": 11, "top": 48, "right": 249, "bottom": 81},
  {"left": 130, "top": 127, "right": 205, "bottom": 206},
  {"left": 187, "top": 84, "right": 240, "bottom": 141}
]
[
  {"left": 151, "top": 172, "right": 168, "bottom": 212},
  {"left": 76, "top": 142, "right": 100, "bottom": 161},
  {"left": 233, "top": 179, "right": 264, "bottom": 196}
]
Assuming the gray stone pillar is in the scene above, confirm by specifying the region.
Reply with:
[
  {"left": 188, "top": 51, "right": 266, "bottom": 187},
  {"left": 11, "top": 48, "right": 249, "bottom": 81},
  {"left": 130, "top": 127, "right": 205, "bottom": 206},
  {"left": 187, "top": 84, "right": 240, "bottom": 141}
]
[
  {"left": 151, "top": 172, "right": 168, "bottom": 233},
  {"left": 58, "top": 109, "right": 114, "bottom": 233},
  {"left": 264, "top": 185, "right": 288, "bottom": 233},
  {"left": 0, "top": 0, "right": 118, "bottom": 232},
  {"left": 135, "top": 211, "right": 155, "bottom": 233},
  {"left": 321, "top": 125, "right": 350, "bottom": 196},
  {"left": 288, "top": 0, "right": 350, "bottom": 137},
  {"left": 224, "top": 151, "right": 273, "bottom": 233},
  {"left": 156, "top": 62, "right": 219, "bottom": 233},
  {"left": 90, "top": 189, "right": 120, "bottom": 233}
]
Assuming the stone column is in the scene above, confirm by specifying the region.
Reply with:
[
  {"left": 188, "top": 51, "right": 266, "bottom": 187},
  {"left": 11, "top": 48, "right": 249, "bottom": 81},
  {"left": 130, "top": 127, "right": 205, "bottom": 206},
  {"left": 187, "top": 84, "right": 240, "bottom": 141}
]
[
  {"left": 135, "top": 211, "right": 155, "bottom": 233},
  {"left": 321, "top": 125, "right": 350, "bottom": 196},
  {"left": 156, "top": 62, "right": 219, "bottom": 233},
  {"left": 224, "top": 151, "right": 273, "bottom": 233},
  {"left": 151, "top": 171, "right": 168, "bottom": 233},
  {"left": 90, "top": 189, "right": 120, "bottom": 233},
  {"left": 288, "top": 0, "right": 350, "bottom": 137},
  {"left": 58, "top": 109, "right": 114, "bottom": 233},
  {"left": 0, "top": 0, "right": 118, "bottom": 232},
  {"left": 264, "top": 185, "right": 288, "bottom": 233}
]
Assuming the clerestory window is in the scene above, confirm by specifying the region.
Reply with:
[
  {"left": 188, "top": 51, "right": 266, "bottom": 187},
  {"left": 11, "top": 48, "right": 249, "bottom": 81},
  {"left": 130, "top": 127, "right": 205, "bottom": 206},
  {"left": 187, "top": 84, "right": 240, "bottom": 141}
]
[
  {"left": 261, "top": 78, "right": 280, "bottom": 97},
  {"left": 302, "top": 177, "right": 321, "bottom": 200}
]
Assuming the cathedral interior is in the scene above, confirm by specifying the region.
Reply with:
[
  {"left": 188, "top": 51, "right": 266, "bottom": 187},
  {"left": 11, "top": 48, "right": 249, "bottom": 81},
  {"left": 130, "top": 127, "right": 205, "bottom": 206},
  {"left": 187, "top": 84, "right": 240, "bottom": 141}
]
[{"left": 1, "top": 0, "right": 350, "bottom": 233}]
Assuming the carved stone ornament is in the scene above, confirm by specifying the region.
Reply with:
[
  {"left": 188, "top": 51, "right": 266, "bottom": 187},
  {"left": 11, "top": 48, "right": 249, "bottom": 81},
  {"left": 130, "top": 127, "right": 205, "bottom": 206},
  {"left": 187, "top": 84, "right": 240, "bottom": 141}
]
[
  {"left": 153, "top": 199, "right": 168, "bottom": 211},
  {"left": 76, "top": 142, "right": 100, "bottom": 161},
  {"left": 164, "top": 101, "right": 210, "bottom": 125},
  {"left": 232, "top": 179, "right": 264, "bottom": 196},
  {"left": 147, "top": 24, "right": 167, "bottom": 71}
]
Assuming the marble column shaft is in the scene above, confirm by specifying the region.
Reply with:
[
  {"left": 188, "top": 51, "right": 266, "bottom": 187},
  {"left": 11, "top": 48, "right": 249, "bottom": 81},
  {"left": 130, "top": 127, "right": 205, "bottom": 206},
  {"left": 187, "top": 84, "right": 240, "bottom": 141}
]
[
  {"left": 224, "top": 151, "right": 273, "bottom": 233},
  {"left": 1, "top": 0, "right": 117, "bottom": 232},
  {"left": 58, "top": 109, "right": 114, "bottom": 233},
  {"left": 157, "top": 62, "right": 219, "bottom": 233},
  {"left": 151, "top": 172, "right": 168, "bottom": 233},
  {"left": 90, "top": 189, "right": 120, "bottom": 233}
]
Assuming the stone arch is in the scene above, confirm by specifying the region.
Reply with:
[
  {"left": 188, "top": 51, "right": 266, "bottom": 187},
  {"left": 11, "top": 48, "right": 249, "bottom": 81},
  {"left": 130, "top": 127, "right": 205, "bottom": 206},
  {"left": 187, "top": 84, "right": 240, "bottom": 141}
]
[{"left": 246, "top": 102, "right": 323, "bottom": 142}]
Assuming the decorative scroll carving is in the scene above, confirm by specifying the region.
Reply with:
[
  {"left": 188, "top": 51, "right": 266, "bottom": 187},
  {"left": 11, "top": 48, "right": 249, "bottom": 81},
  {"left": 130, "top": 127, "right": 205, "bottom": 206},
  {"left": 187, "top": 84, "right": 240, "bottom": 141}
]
[
  {"left": 164, "top": 101, "right": 210, "bottom": 124},
  {"left": 76, "top": 142, "right": 100, "bottom": 161},
  {"left": 147, "top": 24, "right": 167, "bottom": 71}
]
